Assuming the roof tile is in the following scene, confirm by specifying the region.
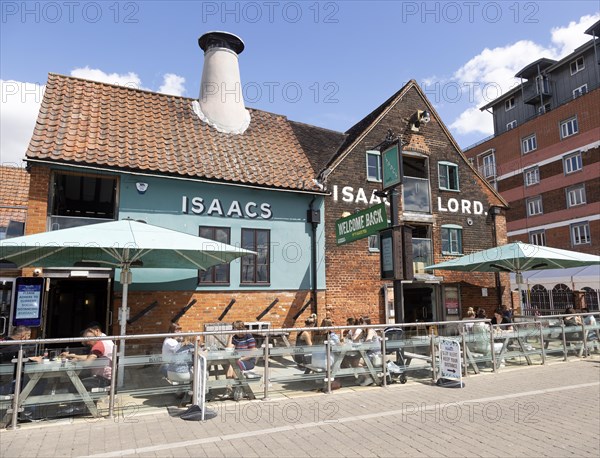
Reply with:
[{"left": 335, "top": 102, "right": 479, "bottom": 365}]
[{"left": 27, "top": 74, "right": 335, "bottom": 192}]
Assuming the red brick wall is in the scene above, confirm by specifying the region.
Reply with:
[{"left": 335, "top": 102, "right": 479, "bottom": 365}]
[
  {"left": 113, "top": 289, "right": 324, "bottom": 335},
  {"left": 25, "top": 166, "right": 50, "bottom": 235},
  {"left": 323, "top": 85, "right": 510, "bottom": 324}
]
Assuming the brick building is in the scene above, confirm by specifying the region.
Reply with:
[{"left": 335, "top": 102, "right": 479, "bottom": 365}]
[
  {"left": 4, "top": 32, "right": 510, "bottom": 340},
  {"left": 0, "top": 165, "right": 29, "bottom": 337},
  {"left": 463, "top": 20, "right": 600, "bottom": 311},
  {"left": 7, "top": 33, "right": 328, "bottom": 340},
  {"left": 310, "top": 81, "right": 510, "bottom": 324}
]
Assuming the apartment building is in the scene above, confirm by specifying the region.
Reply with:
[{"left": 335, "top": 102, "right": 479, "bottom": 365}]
[
  {"left": 464, "top": 20, "right": 600, "bottom": 311},
  {"left": 464, "top": 20, "right": 599, "bottom": 254}
]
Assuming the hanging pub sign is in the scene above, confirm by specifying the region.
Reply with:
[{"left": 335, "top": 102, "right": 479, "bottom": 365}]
[
  {"left": 335, "top": 203, "right": 388, "bottom": 246},
  {"left": 381, "top": 141, "right": 403, "bottom": 191},
  {"left": 13, "top": 276, "right": 45, "bottom": 327}
]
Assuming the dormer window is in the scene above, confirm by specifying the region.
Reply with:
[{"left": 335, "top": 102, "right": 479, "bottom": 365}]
[{"left": 505, "top": 97, "right": 515, "bottom": 111}]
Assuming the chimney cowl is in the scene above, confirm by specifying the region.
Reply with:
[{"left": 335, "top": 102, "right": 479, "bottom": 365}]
[
  {"left": 194, "top": 31, "right": 250, "bottom": 135},
  {"left": 198, "top": 31, "right": 245, "bottom": 55}
]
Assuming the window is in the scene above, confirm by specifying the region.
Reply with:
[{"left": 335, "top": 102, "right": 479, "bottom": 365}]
[
  {"left": 523, "top": 166, "right": 540, "bottom": 186},
  {"left": 366, "top": 150, "right": 382, "bottom": 182},
  {"left": 572, "top": 84, "right": 588, "bottom": 99},
  {"left": 529, "top": 230, "right": 546, "bottom": 246},
  {"left": 505, "top": 97, "right": 515, "bottom": 111},
  {"left": 521, "top": 135, "right": 537, "bottom": 154},
  {"left": 563, "top": 152, "right": 582, "bottom": 174},
  {"left": 368, "top": 234, "right": 379, "bottom": 252},
  {"left": 241, "top": 229, "right": 270, "bottom": 284},
  {"left": 198, "top": 226, "right": 231, "bottom": 284},
  {"left": 441, "top": 225, "right": 462, "bottom": 255},
  {"left": 506, "top": 120, "right": 517, "bottom": 131},
  {"left": 438, "top": 162, "right": 459, "bottom": 191},
  {"left": 527, "top": 196, "right": 543, "bottom": 216},
  {"left": 570, "top": 56, "right": 585, "bottom": 75},
  {"left": 538, "top": 103, "right": 551, "bottom": 114},
  {"left": 571, "top": 222, "right": 591, "bottom": 245},
  {"left": 560, "top": 117, "right": 578, "bottom": 138},
  {"left": 567, "top": 185, "right": 586, "bottom": 207},
  {"left": 481, "top": 153, "right": 496, "bottom": 178},
  {"left": 51, "top": 173, "right": 117, "bottom": 220}
]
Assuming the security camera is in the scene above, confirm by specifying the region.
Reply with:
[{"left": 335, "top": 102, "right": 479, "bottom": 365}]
[
  {"left": 33, "top": 268, "right": 42, "bottom": 276},
  {"left": 410, "top": 110, "right": 431, "bottom": 132}
]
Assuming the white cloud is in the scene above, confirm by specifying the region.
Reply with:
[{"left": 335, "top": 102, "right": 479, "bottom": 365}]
[
  {"left": 551, "top": 14, "right": 600, "bottom": 57},
  {"left": 70, "top": 66, "right": 146, "bottom": 90},
  {"left": 1, "top": 70, "right": 187, "bottom": 165},
  {"left": 0, "top": 80, "right": 45, "bottom": 166},
  {"left": 448, "top": 12, "right": 600, "bottom": 139},
  {"left": 159, "top": 73, "right": 186, "bottom": 96}
]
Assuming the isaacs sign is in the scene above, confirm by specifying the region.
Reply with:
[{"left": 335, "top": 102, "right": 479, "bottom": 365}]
[{"left": 181, "top": 196, "right": 273, "bottom": 219}]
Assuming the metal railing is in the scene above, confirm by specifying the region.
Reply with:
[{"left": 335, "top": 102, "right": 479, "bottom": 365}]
[{"left": 0, "top": 314, "right": 597, "bottom": 428}]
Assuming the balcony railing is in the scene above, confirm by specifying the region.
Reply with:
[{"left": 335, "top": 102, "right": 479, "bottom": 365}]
[
  {"left": 403, "top": 177, "right": 431, "bottom": 213},
  {"left": 48, "top": 215, "right": 114, "bottom": 231},
  {"left": 478, "top": 164, "right": 497, "bottom": 179}
]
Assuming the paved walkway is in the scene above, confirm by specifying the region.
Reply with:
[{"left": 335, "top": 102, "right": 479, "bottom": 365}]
[{"left": 1, "top": 358, "right": 599, "bottom": 457}]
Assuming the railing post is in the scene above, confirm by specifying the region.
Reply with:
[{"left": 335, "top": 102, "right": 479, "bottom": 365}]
[
  {"left": 429, "top": 328, "right": 436, "bottom": 383},
  {"left": 581, "top": 321, "right": 588, "bottom": 357},
  {"left": 325, "top": 338, "right": 332, "bottom": 394},
  {"left": 490, "top": 324, "right": 497, "bottom": 372},
  {"left": 262, "top": 333, "right": 270, "bottom": 400},
  {"left": 538, "top": 321, "right": 546, "bottom": 365},
  {"left": 381, "top": 332, "right": 387, "bottom": 388},
  {"left": 561, "top": 322, "right": 568, "bottom": 361},
  {"left": 8, "top": 347, "right": 24, "bottom": 430},
  {"left": 461, "top": 332, "right": 468, "bottom": 376},
  {"left": 108, "top": 343, "right": 118, "bottom": 418},
  {"left": 192, "top": 337, "right": 200, "bottom": 406}
]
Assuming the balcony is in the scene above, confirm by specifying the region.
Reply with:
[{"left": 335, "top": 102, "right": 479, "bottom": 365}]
[
  {"left": 523, "top": 79, "right": 552, "bottom": 105},
  {"left": 412, "top": 238, "right": 432, "bottom": 273},
  {"left": 403, "top": 177, "right": 431, "bottom": 213},
  {"left": 48, "top": 215, "right": 114, "bottom": 231}
]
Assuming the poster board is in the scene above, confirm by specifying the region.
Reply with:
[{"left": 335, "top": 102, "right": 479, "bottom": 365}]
[
  {"left": 439, "top": 338, "right": 462, "bottom": 383},
  {"left": 13, "top": 277, "right": 45, "bottom": 327}
]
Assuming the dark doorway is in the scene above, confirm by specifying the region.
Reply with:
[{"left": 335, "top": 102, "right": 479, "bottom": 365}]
[
  {"left": 403, "top": 286, "right": 435, "bottom": 323},
  {"left": 46, "top": 279, "right": 110, "bottom": 341}
]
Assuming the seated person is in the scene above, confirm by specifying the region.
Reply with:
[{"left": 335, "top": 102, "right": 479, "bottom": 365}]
[
  {"left": 491, "top": 306, "right": 513, "bottom": 331},
  {"left": 310, "top": 319, "right": 339, "bottom": 371},
  {"left": 226, "top": 320, "right": 256, "bottom": 378},
  {"left": 64, "top": 327, "right": 113, "bottom": 390},
  {"left": 470, "top": 309, "right": 504, "bottom": 362},
  {"left": 293, "top": 314, "right": 317, "bottom": 366},
  {"left": 563, "top": 307, "right": 583, "bottom": 326},
  {"left": 161, "top": 322, "right": 182, "bottom": 376},
  {"left": 0, "top": 326, "right": 42, "bottom": 396},
  {"left": 582, "top": 308, "right": 598, "bottom": 340},
  {"left": 462, "top": 307, "right": 476, "bottom": 334},
  {"left": 166, "top": 336, "right": 194, "bottom": 383}
]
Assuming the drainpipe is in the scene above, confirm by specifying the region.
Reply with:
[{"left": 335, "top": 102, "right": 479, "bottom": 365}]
[
  {"left": 308, "top": 197, "right": 320, "bottom": 315},
  {"left": 490, "top": 207, "right": 503, "bottom": 308}
]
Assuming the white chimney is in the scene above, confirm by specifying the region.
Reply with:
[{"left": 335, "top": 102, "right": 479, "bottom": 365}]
[{"left": 192, "top": 31, "right": 251, "bottom": 134}]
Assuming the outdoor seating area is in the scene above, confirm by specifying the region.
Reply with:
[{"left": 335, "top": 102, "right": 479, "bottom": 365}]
[{"left": 1, "top": 313, "right": 598, "bottom": 428}]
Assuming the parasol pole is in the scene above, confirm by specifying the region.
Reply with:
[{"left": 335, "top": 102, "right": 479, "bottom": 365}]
[
  {"left": 515, "top": 272, "right": 525, "bottom": 315},
  {"left": 117, "top": 263, "right": 132, "bottom": 387}
]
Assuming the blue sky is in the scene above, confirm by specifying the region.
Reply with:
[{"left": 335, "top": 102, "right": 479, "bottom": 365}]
[{"left": 1, "top": 1, "right": 599, "bottom": 165}]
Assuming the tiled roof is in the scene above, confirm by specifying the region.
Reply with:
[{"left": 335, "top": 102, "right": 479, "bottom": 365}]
[
  {"left": 0, "top": 165, "right": 29, "bottom": 227},
  {"left": 289, "top": 121, "right": 346, "bottom": 175},
  {"left": 26, "top": 73, "right": 324, "bottom": 192}
]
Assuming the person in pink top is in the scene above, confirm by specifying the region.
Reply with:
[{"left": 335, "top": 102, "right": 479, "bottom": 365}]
[{"left": 65, "top": 327, "right": 113, "bottom": 389}]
